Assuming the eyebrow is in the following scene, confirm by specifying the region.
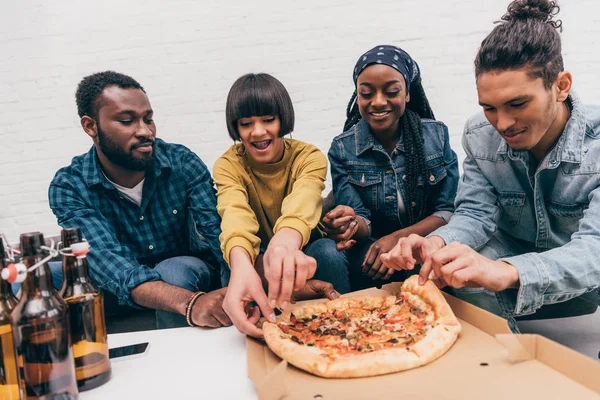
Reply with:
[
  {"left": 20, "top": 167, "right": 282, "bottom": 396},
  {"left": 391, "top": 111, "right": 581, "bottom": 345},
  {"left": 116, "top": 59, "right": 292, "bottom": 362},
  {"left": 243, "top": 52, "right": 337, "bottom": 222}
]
[
  {"left": 116, "top": 109, "right": 153, "bottom": 115},
  {"left": 479, "top": 95, "right": 529, "bottom": 107},
  {"left": 359, "top": 80, "right": 402, "bottom": 87}
]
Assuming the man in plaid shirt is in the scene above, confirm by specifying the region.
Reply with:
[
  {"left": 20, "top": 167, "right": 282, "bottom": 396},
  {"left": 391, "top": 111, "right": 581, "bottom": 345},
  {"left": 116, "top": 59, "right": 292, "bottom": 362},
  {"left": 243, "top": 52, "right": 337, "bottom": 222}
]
[{"left": 49, "top": 71, "right": 231, "bottom": 329}]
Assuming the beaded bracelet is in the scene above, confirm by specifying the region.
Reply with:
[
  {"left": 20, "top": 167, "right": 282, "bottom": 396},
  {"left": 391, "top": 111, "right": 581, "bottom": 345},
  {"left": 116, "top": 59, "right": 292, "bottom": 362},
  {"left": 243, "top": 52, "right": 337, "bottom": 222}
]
[{"left": 184, "top": 291, "right": 206, "bottom": 327}]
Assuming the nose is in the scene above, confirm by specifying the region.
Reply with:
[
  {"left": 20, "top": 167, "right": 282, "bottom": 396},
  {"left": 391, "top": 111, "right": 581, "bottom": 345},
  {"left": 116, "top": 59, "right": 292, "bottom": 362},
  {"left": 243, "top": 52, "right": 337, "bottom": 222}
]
[
  {"left": 372, "top": 91, "right": 386, "bottom": 108},
  {"left": 135, "top": 120, "right": 154, "bottom": 139},
  {"left": 253, "top": 122, "right": 267, "bottom": 136},
  {"left": 496, "top": 111, "right": 517, "bottom": 133}
]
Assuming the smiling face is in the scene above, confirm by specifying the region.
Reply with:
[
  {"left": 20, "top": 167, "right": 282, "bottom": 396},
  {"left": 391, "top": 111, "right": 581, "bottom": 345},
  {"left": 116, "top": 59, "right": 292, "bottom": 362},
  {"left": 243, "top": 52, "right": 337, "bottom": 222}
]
[
  {"left": 237, "top": 114, "right": 285, "bottom": 164},
  {"left": 90, "top": 85, "right": 156, "bottom": 171},
  {"left": 477, "top": 68, "right": 570, "bottom": 159},
  {"left": 356, "top": 64, "right": 409, "bottom": 138}
]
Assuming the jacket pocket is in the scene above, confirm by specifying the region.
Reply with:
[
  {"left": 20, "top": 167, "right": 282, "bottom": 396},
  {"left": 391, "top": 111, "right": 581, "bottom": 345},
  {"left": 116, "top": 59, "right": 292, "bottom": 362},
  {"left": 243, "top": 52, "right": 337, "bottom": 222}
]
[
  {"left": 497, "top": 191, "right": 526, "bottom": 227},
  {"left": 348, "top": 171, "right": 381, "bottom": 211},
  {"left": 546, "top": 201, "right": 585, "bottom": 235}
]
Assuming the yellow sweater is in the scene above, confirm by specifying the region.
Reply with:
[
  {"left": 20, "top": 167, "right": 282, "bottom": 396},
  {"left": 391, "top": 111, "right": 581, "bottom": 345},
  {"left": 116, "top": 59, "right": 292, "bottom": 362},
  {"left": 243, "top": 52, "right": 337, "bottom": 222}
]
[{"left": 213, "top": 139, "right": 327, "bottom": 266}]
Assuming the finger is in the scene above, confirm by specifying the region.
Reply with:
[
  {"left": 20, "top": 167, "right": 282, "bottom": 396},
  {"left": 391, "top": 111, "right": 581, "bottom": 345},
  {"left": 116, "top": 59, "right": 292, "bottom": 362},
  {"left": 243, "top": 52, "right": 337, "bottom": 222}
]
[
  {"left": 266, "top": 252, "right": 284, "bottom": 308},
  {"left": 202, "top": 315, "right": 222, "bottom": 328},
  {"left": 277, "top": 255, "right": 296, "bottom": 308},
  {"left": 380, "top": 246, "right": 404, "bottom": 271},
  {"left": 251, "top": 286, "right": 276, "bottom": 323},
  {"left": 439, "top": 258, "right": 471, "bottom": 287},
  {"left": 382, "top": 267, "right": 395, "bottom": 281},
  {"left": 336, "top": 239, "right": 356, "bottom": 251},
  {"left": 329, "top": 216, "right": 355, "bottom": 229},
  {"left": 212, "top": 308, "right": 233, "bottom": 327},
  {"left": 363, "top": 245, "right": 379, "bottom": 274},
  {"left": 419, "top": 256, "right": 433, "bottom": 285},
  {"left": 308, "top": 280, "right": 340, "bottom": 299},
  {"left": 324, "top": 206, "right": 346, "bottom": 220},
  {"left": 306, "top": 255, "right": 317, "bottom": 279},
  {"left": 247, "top": 305, "right": 261, "bottom": 325},
  {"left": 369, "top": 256, "right": 385, "bottom": 279},
  {"left": 294, "top": 266, "right": 309, "bottom": 292}
]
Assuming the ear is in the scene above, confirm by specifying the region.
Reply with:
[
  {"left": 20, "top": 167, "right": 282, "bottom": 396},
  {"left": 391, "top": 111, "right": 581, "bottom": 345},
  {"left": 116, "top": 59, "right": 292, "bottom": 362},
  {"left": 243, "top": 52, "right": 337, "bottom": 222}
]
[
  {"left": 405, "top": 92, "right": 411, "bottom": 103},
  {"left": 554, "top": 71, "right": 572, "bottom": 102},
  {"left": 81, "top": 116, "right": 98, "bottom": 139}
]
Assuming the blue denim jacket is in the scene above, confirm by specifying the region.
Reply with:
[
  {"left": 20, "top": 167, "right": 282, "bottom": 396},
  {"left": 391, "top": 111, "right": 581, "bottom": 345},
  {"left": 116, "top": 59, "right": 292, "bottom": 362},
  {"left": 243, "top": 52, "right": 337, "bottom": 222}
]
[
  {"left": 329, "top": 118, "right": 459, "bottom": 237},
  {"left": 433, "top": 90, "right": 600, "bottom": 316}
]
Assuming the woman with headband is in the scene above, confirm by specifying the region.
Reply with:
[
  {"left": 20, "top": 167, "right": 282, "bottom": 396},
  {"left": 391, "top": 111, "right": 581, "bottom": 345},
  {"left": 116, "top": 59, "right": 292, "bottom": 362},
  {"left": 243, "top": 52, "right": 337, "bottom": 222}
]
[{"left": 322, "top": 45, "right": 459, "bottom": 289}]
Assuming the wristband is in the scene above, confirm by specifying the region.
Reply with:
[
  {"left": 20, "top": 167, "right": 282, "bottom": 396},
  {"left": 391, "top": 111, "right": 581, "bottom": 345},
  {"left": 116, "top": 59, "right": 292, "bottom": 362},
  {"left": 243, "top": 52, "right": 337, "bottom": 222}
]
[{"left": 184, "top": 291, "right": 206, "bottom": 327}]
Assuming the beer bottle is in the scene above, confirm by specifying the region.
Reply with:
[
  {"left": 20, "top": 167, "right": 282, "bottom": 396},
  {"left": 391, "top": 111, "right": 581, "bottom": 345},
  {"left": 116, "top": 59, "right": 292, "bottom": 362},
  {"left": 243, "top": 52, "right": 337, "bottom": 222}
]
[
  {"left": 59, "top": 228, "right": 111, "bottom": 391},
  {"left": 11, "top": 232, "right": 78, "bottom": 399},
  {"left": 0, "top": 235, "right": 23, "bottom": 399}
]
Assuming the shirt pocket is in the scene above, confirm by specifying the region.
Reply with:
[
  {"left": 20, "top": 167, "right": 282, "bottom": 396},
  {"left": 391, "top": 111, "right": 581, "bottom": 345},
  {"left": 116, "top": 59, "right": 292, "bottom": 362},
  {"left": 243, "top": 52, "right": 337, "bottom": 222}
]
[
  {"left": 546, "top": 201, "right": 585, "bottom": 235},
  {"left": 497, "top": 191, "right": 526, "bottom": 227},
  {"left": 348, "top": 171, "right": 382, "bottom": 211}
]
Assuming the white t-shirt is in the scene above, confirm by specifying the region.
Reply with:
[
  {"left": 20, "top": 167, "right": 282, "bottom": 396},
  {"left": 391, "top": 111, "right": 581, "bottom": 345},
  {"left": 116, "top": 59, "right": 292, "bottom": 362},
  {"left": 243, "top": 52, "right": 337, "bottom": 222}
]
[{"left": 104, "top": 174, "right": 145, "bottom": 206}]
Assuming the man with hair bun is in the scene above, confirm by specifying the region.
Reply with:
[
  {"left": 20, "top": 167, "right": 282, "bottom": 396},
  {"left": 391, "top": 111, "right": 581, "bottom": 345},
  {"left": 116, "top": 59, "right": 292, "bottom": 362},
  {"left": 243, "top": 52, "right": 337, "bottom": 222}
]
[{"left": 381, "top": 0, "right": 600, "bottom": 320}]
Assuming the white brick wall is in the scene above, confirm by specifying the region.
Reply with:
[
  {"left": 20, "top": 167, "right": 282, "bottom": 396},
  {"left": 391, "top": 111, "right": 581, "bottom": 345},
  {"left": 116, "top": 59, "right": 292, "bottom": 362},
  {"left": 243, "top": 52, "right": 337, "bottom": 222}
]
[{"left": 1, "top": 0, "right": 599, "bottom": 241}]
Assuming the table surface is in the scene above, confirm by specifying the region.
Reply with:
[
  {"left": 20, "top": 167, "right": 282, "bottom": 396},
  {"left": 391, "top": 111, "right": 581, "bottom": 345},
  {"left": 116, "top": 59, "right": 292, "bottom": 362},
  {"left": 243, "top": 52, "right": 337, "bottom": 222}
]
[
  {"left": 79, "top": 310, "right": 600, "bottom": 400},
  {"left": 80, "top": 326, "right": 256, "bottom": 400}
]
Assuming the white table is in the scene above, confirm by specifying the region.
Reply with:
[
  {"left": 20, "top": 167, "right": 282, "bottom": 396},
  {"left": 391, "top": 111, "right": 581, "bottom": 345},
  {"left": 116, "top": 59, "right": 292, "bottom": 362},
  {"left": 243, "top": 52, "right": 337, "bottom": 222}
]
[{"left": 80, "top": 326, "right": 257, "bottom": 400}]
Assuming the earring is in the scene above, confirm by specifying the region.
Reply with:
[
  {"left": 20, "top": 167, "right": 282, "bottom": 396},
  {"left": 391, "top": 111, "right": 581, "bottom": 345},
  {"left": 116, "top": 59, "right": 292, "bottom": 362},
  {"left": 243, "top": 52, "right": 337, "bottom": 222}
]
[{"left": 235, "top": 141, "right": 246, "bottom": 156}]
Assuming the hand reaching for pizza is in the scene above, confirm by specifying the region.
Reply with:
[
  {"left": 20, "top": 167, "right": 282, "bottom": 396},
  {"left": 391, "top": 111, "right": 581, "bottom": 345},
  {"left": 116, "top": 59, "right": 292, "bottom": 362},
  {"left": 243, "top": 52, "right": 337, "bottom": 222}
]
[
  {"left": 321, "top": 205, "right": 360, "bottom": 250},
  {"left": 362, "top": 233, "right": 401, "bottom": 281},
  {"left": 417, "top": 242, "right": 520, "bottom": 292},
  {"left": 223, "top": 248, "right": 276, "bottom": 337},
  {"left": 263, "top": 228, "right": 317, "bottom": 309},
  {"left": 291, "top": 279, "right": 341, "bottom": 302},
  {"left": 380, "top": 234, "right": 445, "bottom": 272}
]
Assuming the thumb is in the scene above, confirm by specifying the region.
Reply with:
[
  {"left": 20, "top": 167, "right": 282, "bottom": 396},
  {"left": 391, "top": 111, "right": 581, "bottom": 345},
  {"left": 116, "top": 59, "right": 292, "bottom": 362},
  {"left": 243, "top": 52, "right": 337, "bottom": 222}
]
[{"left": 252, "top": 285, "right": 276, "bottom": 322}]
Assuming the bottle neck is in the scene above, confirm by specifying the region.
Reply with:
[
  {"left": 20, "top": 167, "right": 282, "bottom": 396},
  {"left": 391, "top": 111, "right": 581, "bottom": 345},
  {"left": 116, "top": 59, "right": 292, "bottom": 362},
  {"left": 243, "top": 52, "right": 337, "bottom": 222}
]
[
  {"left": 0, "top": 262, "right": 16, "bottom": 309},
  {"left": 63, "top": 253, "right": 91, "bottom": 285},
  {"left": 22, "top": 254, "right": 54, "bottom": 298}
]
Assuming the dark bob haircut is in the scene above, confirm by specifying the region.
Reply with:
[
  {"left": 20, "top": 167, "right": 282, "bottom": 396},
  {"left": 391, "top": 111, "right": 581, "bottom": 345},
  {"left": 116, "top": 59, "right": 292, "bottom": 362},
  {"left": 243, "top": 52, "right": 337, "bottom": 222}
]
[
  {"left": 76, "top": 71, "right": 145, "bottom": 119},
  {"left": 225, "top": 73, "right": 295, "bottom": 141}
]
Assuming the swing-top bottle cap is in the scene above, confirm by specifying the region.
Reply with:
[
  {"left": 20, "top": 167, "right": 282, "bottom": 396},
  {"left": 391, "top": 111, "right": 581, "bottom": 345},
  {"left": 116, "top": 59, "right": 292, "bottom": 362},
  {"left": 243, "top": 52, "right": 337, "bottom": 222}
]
[
  {"left": 70, "top": 241, "right": 90, "bottom": 257},
  {"left": 19, "top": 232, "right": 45, "bottom": 257},
  {"left": 61, "top": 227, "right": 82, "bottom": 248},
  {"left": 1, "top": 262, "right": 27, "bottom": 283}
]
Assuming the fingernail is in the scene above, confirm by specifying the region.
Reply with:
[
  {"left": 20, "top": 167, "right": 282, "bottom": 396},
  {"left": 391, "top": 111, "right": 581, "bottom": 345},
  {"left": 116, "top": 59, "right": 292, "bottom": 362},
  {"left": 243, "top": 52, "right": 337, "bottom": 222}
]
[
  {"left": 281, "top": 301, "right": 289, "bottom": 309},
  {"left": 269, "top": 299, "right": 276, "bottom": 308},
  {"left": 268, "top": 313, "right": 276, "bottom": 322},
  {"left": 418, "top": 276, "right": 424, "bottom": 285},
  {"left": 330, "top": 291, "right": 339, "bottom": 298}
]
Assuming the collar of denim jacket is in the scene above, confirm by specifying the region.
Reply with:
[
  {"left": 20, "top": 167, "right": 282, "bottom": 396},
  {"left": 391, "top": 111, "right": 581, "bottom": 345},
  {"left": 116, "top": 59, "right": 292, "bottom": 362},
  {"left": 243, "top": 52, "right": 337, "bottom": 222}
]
[
  {"left": 496, "top": 89, "right": 586, "bottom": 166},
  {"left": 354, "top": 118, "right": 405, "bottom": 156}
]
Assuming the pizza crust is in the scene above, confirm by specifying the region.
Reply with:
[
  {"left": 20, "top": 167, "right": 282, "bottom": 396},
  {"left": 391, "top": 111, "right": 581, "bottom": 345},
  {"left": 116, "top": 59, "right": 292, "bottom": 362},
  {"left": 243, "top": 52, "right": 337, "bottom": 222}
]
[{"left": 263, "top": 275, "right": 461, "bottom": 378}]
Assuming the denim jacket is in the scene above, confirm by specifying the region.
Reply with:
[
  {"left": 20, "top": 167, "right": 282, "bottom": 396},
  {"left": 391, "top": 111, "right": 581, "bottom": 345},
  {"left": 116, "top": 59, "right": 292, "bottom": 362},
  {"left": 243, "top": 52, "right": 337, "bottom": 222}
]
[
  {"left": 329, "top": 118, "right": 459, "bottom": 238},
  {"left": 433, "top": 90, "right": 600, "bottom": 316}
]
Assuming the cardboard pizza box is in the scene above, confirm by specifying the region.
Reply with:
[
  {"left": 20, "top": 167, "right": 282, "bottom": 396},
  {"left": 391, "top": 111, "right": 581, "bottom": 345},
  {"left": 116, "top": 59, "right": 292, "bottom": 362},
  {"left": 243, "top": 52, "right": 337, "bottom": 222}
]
[{"left": 247, "top": 284, "right": 600, "bottom": 400}]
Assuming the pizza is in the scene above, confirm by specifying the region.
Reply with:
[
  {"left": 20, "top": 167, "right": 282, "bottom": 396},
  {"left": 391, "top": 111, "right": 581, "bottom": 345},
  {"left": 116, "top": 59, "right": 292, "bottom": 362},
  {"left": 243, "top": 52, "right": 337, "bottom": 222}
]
[{"left": 263, "top": 275, "right": 461, "bottom": 378}]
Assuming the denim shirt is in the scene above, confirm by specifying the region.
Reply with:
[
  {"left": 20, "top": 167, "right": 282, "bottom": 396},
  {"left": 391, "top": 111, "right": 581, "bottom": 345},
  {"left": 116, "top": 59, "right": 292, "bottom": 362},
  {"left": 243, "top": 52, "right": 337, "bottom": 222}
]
[
  {"left": 433, "top": 90, "right": 600, "bottom": 316},
  {"left": 329, "top": 118, "right": 459, "bottom": 238}
]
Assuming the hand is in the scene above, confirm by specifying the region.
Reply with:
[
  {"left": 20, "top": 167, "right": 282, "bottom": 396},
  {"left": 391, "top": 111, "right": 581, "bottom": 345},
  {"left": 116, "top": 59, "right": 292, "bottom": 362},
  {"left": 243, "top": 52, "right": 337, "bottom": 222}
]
[
  {"left": 418, "top": 242, "right": 520, "bottom": 291},
  {"left": 264, "top": 244, "right": 317, "bottom": 309},
  {"left": 291, "top": 280, "right": 341, "bottom": 302},
  {"left": 362, "top": 233, "right": 401, "bottom": 280},
  {"left": 381, "top": 234, "right": 445, "bottom": 272},
  {"left": 222, "top": 251, "right": 275, "bottom": 337},
  {"left": 191, "top": 287, "right": 233, "bottom": 328},
  {"left": 322, "top": 205, "right": 359, "bottom": 250}
]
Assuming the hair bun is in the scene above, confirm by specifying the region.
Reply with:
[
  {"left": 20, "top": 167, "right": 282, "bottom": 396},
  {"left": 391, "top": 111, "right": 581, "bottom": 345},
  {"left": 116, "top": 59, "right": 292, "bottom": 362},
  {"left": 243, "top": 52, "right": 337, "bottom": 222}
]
[{"left": 502, "top": 0, "right": 562, "bottom": 29}]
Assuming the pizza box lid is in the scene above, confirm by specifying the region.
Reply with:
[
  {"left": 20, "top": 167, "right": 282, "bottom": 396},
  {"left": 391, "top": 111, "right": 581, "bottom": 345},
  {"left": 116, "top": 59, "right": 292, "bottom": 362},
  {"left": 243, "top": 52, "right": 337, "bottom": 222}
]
[{"left": 246, "top": 283, "right": 600, "bottom": 400}]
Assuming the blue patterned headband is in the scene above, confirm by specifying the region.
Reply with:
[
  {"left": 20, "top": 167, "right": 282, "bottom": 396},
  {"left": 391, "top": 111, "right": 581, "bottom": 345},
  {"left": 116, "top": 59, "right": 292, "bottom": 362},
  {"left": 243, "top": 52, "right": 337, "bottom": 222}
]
[{"left": 352, "top": 45, "right": 421, "bottom": 91}]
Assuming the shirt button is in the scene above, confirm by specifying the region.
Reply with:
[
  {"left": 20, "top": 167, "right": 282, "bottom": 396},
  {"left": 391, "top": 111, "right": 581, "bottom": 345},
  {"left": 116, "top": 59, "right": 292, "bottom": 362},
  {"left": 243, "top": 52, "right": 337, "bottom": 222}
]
[
  {"left": 411, "top": 202, "right": 417, "bottom": 207},
  {"left": 148, "top": 245, "right": 154, "bottom": 250},
  {"left": 140, "top": 216, "right": 144, "bottom": 221},
  {"left": 550, "top": 160, "right": 557, "bottom": 165},
  {"left": 429, "top": 175, "right": 435, "bottom": 182},
  {"left": 173, "top": 209, "right": 178, "bottom": 215},
  {"left": 402, "top": 175, "right": 407, "bottom": 181}
]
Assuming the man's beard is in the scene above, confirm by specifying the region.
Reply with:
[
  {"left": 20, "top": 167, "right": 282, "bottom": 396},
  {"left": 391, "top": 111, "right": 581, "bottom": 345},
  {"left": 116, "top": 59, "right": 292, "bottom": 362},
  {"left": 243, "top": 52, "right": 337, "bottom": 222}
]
[{"left": 97, "top": 124, "right": 154, "bottom": 171}]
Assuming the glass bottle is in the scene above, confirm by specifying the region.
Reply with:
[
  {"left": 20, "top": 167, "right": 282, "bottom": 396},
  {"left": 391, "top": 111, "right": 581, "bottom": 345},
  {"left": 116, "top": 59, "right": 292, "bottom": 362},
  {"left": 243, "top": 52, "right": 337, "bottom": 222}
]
[
  {"left": 59, "top": 228, "right": 111, "bottom": 391},
  {"left": 11, "top": 232, "right": 78, "bottom": 399},
  {"left": 0, "top": 235, "right": 23, "bottom": 399}
]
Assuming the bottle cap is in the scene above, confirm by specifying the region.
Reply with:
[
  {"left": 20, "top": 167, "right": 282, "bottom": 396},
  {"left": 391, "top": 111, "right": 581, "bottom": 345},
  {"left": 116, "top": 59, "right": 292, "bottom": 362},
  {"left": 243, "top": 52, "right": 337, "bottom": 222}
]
[
  {"left": 1, "top": 262, "right": 27, "bottom": 283},
  {"left": 71, "top": 241, "right": 90, "bottom": 257},
  {"left": 61, "top": 228, "right": 82, "bottom": 248}
]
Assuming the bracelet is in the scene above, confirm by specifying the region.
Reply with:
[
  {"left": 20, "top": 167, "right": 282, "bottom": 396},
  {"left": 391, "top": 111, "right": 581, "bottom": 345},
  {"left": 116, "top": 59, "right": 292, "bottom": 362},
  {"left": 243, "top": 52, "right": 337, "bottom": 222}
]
[{"left": 184, "top": 291, "right": 206, "bottom": 327}]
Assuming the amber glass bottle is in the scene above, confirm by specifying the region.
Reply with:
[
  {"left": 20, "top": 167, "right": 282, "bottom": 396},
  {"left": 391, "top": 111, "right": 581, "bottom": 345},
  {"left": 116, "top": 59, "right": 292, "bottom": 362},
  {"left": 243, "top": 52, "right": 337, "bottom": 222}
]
[
  {"left": 59, "top": 228, "right": 111, "bottom": 391},
  {"left": 0, "top": 235, "right": 23, "bottom": 399},
  {"left": 11, "top": 232, "right": 78, "bottom": 399}
]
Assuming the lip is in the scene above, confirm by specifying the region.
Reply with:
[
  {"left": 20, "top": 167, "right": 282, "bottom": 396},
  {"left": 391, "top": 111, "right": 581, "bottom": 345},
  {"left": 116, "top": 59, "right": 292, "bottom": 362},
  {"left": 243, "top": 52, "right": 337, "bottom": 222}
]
[
  {"left": 132, "top": 143, "right": 154, "bottom": 153},
  {"left": 501, "top": 128, "right": 527, "bottom": 144},
  {"left": 368, "top": 110, "right": 392, "bottom": 121},
  {"left": 250, "top": 139, "right": 272, "bottom": 153}
]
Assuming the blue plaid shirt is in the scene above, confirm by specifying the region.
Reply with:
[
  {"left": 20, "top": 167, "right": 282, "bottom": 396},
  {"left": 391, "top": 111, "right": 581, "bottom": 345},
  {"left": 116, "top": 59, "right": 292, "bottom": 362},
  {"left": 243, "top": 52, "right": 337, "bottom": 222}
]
[{"left": 49, "top": 139, "right": 226, "bottom": 306}]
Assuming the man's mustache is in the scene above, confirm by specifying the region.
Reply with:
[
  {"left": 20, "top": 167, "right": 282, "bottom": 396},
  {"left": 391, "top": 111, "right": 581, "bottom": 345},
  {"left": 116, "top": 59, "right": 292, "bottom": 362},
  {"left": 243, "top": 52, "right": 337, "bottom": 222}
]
[{"left": 131, "top": 139, "right": 155, "bottom": 149}]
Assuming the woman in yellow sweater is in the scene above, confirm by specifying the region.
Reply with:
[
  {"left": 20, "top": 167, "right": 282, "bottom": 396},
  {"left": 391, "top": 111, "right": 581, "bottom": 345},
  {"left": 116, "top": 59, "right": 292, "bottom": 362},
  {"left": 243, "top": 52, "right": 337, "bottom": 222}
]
[{"left": 215, "top": 73, "right": 350, "bottom": 337}]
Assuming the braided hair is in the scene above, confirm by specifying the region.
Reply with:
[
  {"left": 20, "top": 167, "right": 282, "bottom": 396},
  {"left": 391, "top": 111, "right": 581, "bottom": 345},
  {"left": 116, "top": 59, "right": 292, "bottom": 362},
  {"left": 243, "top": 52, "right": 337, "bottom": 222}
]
[{"left": 343, "top": 80, "right": 435, "bottom": 226}]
